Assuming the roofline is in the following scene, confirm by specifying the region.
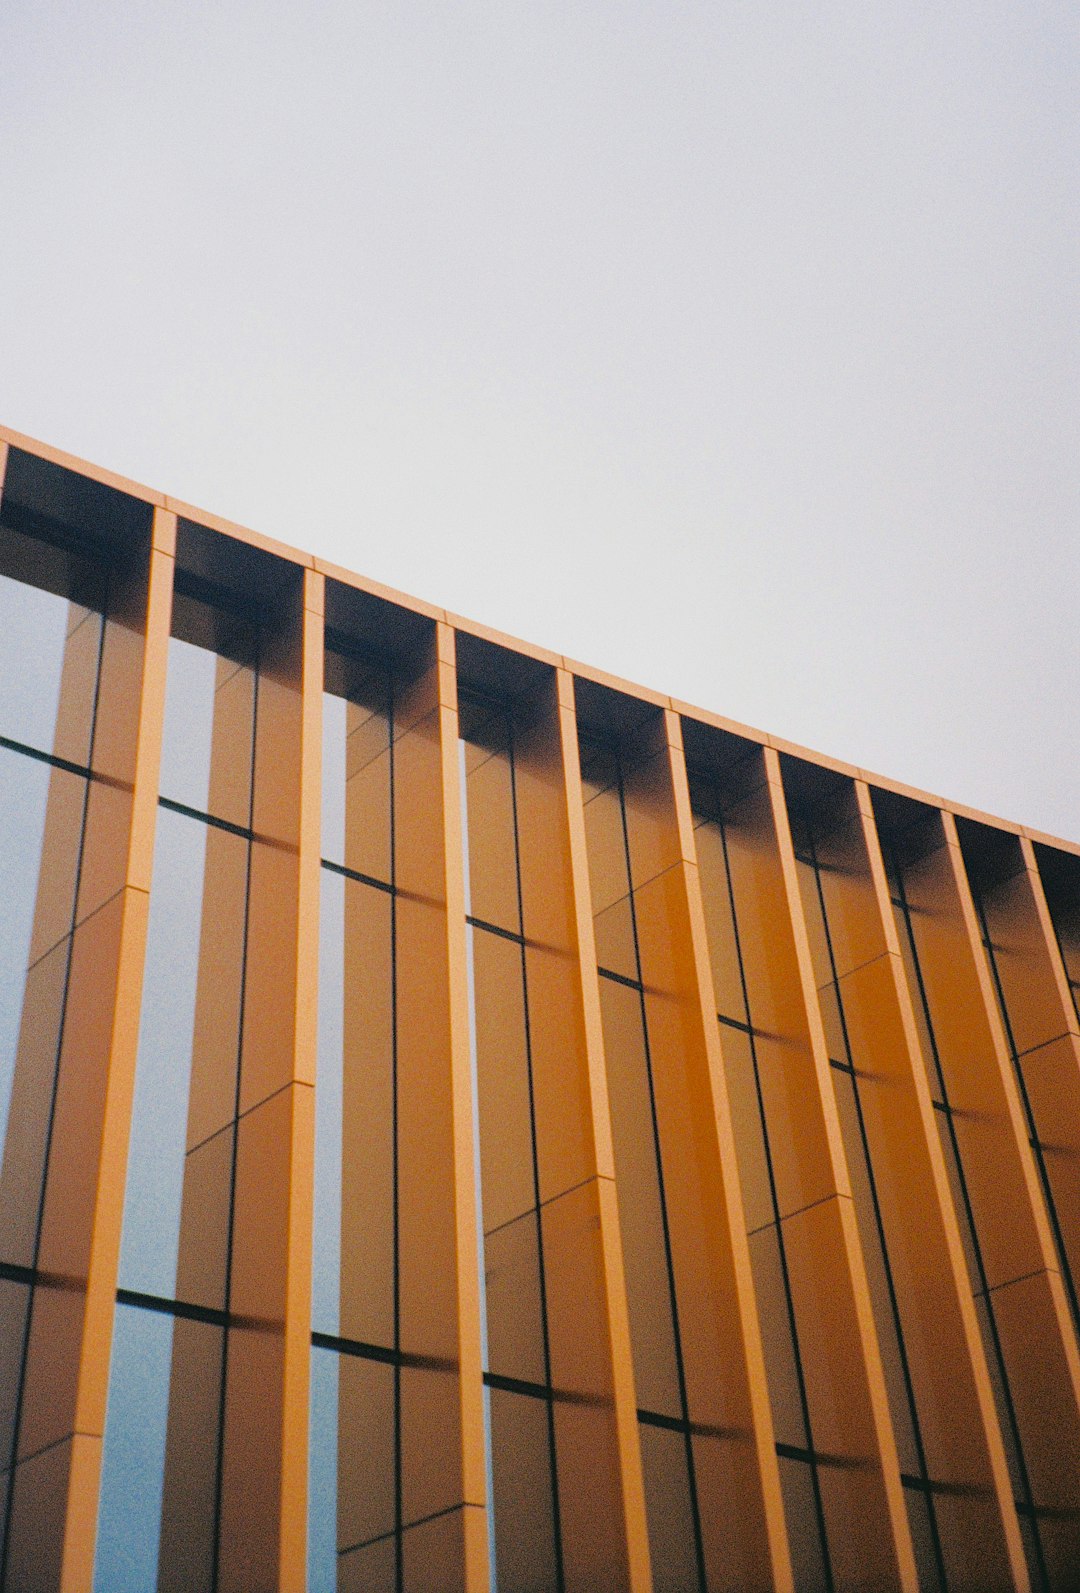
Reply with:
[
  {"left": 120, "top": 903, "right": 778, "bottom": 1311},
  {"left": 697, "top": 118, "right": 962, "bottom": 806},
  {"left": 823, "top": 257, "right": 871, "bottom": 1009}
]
[{"left": 3, "top": 421, "right": 1073, "bottom": 859}]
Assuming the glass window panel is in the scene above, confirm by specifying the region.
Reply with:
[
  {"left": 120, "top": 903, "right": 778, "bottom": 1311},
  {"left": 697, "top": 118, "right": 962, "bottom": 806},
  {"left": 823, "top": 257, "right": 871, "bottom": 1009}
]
[
  {"left": 934, "top": 1116, "right": 981, "bottom": 1302},
  {"left": 719, "top": 1024, "right": 773, "bottom": 1237},
  {"left": 119, "top": 806, "right": 247, "bottom": 1306},
  {"left": 335, "top": 1354, "right": 397, "bottom": 1563},
  {"left": 158, "top": 638, "right": 217, "bottom": 814},
  {"left": 94, "top": 1305, "right": 173, "bottom": 1593},
  {"left": 308, "top": 1346, "right": 339, "bottom": 1592},
  {"left": 310, "top": 1347, "right": 401, "bottom": 1593},
  {"left": 903, "top": 1486, "right": 945, "bottom": 1593},
  {"left": 830, "top": 1067, "right": 919, "bottom": 1476},
  {"left": 777, "top": 1453, "right": 828, "bottom": 1593},
  {"left": 594, "top": 895, "right": 639, "bottom": 983},
  {"left": 159, "top": 632, "right": 256, "bottom": 825},
  {"left": 489, "top": 1388, "right": 558, "bottom": 1593},
  {"left": 0, "top": 559, "right": 100, "bottom": 763},
  {"left": 339, "top": 1535, "right": 396, "bottom": 1593},
  {"left": 583, "top": 783, "right": 632, "bottom": 920},
  {"left": 692, "top": 818, "right": 748, "bottom": 1025},
  {"left": 484, "top": 1211, "right": 546, "bottom": 1386},
  {"left": 472, "top": 928, "right": 533, "bottom": 1236},
  {"left": 321, "top": 692, "right": 348, "bottom": 868},
  {"left": 973, "top": 1293, "right": 1025, "bottom": 1501},
  {"left": 817, "top": 982, "right": 848, "bottom": 1065},
  {"left": 315, "top": 873, "right": 395, "bottom": 1346},
  {"left": 0, "top": 1279, "right": 31, "bottom": 1471},
  {"left": 748, "top": 1224, "right": 806, "bottom": 1450},
  {"left": 313, "top": 869, "right": 345, "bottom": 1335},
  {"left": 894, "top": 906, "right": 941, "bottom": 1094},
  {"left": 0, "top": 749, "right": 67, "bottom": 1158},
  {"left": 639, "top": 1422, "right": 699, "bottom": 1593},
  {"left": 598, "top": 976, "right": 681, "bottom": 1418},
  {"left": 322, "top": 652, "right": 393, "bottom": 878},
  {"left": 1018, "top": 1512, "right": 1043, "bottom": 1593},
  {"left": 462, "top": 720, "right": 519, "bottom": 934}
]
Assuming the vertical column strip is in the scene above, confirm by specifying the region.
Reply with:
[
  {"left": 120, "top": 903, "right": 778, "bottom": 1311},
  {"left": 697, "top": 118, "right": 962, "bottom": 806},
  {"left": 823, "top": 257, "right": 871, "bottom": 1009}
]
[
  {"left": 277, "top": 566, "right": 323, "bottom": 1588},
  {"left": 555, "top": 669, "right": 653, "bottom": 1593},
  {"left": 855, "top": 784, "right": 1030, "bottom": 1590},
  {"left": 930, "top": 812, "right": 1080, "bottom": 1585},
  {"left": 665, "top": 713, "right": 794, "bottom": 1593},
  {"left": 764, "top": 749, "right": 920, "bottom": 1593},
  {"left": 60, "top": 507, "right": 177, "bottom": 1591},
  {"left": 436, "top": 622, "right": 491, "bottom": 1590}
]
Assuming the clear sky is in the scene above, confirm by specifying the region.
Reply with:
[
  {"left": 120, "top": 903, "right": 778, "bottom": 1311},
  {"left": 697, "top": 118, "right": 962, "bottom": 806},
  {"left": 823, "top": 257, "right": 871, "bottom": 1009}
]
[{"left": 2, "top": 2, "right": 1077, "bottom": 838}]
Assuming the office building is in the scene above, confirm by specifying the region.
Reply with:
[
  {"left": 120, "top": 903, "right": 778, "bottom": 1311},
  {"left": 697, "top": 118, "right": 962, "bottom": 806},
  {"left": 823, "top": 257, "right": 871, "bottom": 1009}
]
[{"left": 0, "top": 424, "right": 1078, "bottom": 1592}]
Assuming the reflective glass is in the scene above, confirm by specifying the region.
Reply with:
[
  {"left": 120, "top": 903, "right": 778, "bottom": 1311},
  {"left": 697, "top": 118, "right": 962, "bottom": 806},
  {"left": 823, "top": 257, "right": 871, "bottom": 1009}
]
[
  {"left": 94, "top": 1305, "right": 173, "bottom": 1593},
  {"left": 157, "top": 637, "right": 218, "bottom": 813},
  {"left": 119, "top": 807, "right": 247, "bottom": 1306},
  {"left": 158, "top": 629, "right": 256, "bottom": 825},
  {"left": 0, "top": 749, "right": 63, "bottom": 1158},
  {"left": 489, "top": 1388, "right": 559, "bottom": 1593},
  {"left": 314, "top": 869, "right": 394, "bottom": 1345},
  {"left": 638, "top": 1422, "right": 699, "bottom": 1593},
  {"left": 777, "top": 1453, "right": 829, "bottom": 1593},
  {"left": 0, "top": 554, "right": 101, "bottom": 763},
  {"left": 308, "top": 1345, "right": 340, "bottom": 1593}
]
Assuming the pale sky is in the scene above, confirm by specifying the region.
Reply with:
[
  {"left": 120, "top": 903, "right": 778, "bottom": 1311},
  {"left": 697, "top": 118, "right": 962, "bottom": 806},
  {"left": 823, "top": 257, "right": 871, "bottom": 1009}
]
[{"left": 2, "top": 1, "right": 1077, "bottom": 838}]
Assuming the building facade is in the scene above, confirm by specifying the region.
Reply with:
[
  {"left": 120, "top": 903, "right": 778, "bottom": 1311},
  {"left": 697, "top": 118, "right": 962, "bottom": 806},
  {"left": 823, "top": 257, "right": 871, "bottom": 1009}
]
[{"left": 0, "top": 425, "right": 1078, "bottom": 1593}]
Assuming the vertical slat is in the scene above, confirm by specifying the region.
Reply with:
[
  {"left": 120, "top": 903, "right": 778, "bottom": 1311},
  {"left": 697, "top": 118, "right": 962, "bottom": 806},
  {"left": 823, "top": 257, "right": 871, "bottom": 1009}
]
[
  {"left": 555, "top": 668, "right": 653, "bottom": 1593},
  {"left": 917, "top": 810, "right": 1080, "bottom": 1584},
  {"left": 578, "top": 701, "right": 786, "bottom": 1589},
  {"left": 277, "top": 566, "right": 323, "bottom": 1587},
  {"left": 762, "top": 748, "right": 919, "bottom": 1591},
  {"left": 664, "top": 713, "right": 793, "bottom": 1593},
  {"left": 435, "top": 621, "right": 490, "bottom": 1589},
  {"left": 841, "top": 780, "right": 1028, "bottom": 1589},
  {"left": 58, "top": 508, "right": 176, "bottom": 1590}
]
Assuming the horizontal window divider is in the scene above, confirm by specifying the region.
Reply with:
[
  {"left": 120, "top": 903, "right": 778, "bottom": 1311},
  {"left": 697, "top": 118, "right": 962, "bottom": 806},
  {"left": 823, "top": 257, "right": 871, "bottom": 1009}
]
[
  {"left": 1012, "top": 1500, "right": 1080, "bottom": 1522},
  {"left": 483, "top": 1369, "right": 606, "bottom": 1411},
  {"left": 597, "top": 965, "right": 643, "bottom": 993},
  {"left": 898, "top": 1471, "right": 979, "bottom": 1499},
  {"left": 717, "top": 1012, "right": 754, "bottom": 1036},
  {"left": 158, "top": 795, "right": 253, "bottom": 841},
  {"left": 312, "top": 1330, "right": 457, "bottom": 1375},
  {"left": 0, "top": 1260, "right": 38, "bottom": 1288},
  {"left": 337, "top": 1500, "right": 471, "bottom": 1561},
  {"left": 0, "top": 732, "right": 95, "bottom": 782},
  {"left": 484, "top": 1370, "right": 552, "bottom": 1402},
  {"left": 638, "top": 1407, "right": 746, "bottom": 1442},
  {"left": 313, "top": 1330, "right": 397, "bottom": 1365},
  {"left": 466, "top": 914, "right": 524, "bottom": 945},
  {"left": 116, "top": 1287, "right": 229, "bottom": 1328},
  {"left": 777, "top": 1440, "right": 875, "bottom": 1474},
  {"left": 637, "top": 1407, "right": 684, "bottom": 1433},
  {"left": 321, "top": 856, "right": 395, "bottom": 895}
]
